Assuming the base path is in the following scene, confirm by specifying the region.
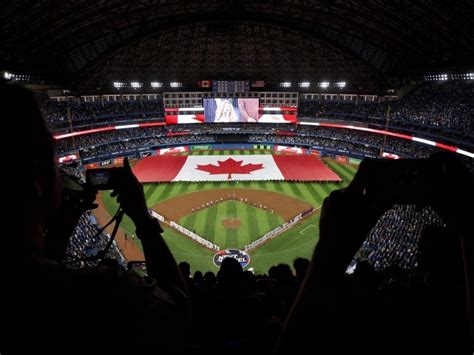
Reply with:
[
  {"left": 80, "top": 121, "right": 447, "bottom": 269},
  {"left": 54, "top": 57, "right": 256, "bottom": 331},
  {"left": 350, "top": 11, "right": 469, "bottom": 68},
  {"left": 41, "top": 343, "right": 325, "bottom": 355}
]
[
  {"left": 152, "top": 188, "right": 312, "bottom": 222},
  {"left": 94, "top": 195, "right": 144, "bottom": 261}
]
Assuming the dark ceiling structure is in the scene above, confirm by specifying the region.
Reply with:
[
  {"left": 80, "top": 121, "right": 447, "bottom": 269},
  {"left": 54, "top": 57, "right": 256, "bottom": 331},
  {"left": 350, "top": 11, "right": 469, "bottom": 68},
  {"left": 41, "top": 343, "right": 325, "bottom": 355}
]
[{"left": 1, "top": 0, "right": 473, "bottom": 91}]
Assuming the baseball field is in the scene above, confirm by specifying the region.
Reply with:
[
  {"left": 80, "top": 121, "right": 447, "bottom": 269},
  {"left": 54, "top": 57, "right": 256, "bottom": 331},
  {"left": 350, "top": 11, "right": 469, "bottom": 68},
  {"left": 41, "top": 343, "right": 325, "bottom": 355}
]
[{"left": 99, "top": 149, "right": 358, "bottom": 274}]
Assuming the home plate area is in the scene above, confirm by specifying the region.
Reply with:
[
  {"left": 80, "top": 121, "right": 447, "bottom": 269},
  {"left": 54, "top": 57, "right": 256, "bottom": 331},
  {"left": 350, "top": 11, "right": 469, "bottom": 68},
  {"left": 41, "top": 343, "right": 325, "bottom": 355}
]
[
  {"left": 179, "top": 198, "right": 284, "bottom": 249},
  {"left": 152, "top": 189, "right": 314, "bottom": 251}
]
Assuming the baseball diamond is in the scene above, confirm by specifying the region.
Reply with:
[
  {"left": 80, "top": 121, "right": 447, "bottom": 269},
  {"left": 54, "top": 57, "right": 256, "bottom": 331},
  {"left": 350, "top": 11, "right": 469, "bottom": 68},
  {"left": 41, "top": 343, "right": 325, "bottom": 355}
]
[{"left": 97, "top": 151, "right": 358, "bottom": 274}]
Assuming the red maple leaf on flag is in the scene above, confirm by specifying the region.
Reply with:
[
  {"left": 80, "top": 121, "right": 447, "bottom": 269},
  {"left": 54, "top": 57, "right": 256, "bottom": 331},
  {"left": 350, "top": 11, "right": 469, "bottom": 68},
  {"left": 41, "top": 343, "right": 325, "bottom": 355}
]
[{"left": 195, "top": 158, "right": 264, "bottom": 179}]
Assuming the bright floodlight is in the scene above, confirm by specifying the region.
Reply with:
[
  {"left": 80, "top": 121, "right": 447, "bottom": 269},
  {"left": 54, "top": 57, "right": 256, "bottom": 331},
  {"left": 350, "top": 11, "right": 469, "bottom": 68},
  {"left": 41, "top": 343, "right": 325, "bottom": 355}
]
[
  {"left": 113, "top": 82, "right": 124, "bottom": 88},
  {"left": 130, "top": 82, "right": 142, "bottom": 88},
  {"left": 335, "top": 81, "right": 346, "bottom": 88},
  {"left": 298, "top": 82, "right": 310, "bottom": 88},
  {"left": 170, "top": 82, "right": 182, "bottom": 88},
  {"left": 318, "top": 81, "right": 330, "bottom": 88},
  {"left": 151, "top": 82, "right": 163, "bottom": 88},
  {"left": 468, "top": 73, "right": 474, "bottom": 79},
  {"left": 4, "top": 71, "right": 12, "bottom": 79},
  {"left": 441, "top": 74, "right": 448, "bottom": 81},
  {"left": 280, "top": 82, "right": 292, "bottom": 88}
]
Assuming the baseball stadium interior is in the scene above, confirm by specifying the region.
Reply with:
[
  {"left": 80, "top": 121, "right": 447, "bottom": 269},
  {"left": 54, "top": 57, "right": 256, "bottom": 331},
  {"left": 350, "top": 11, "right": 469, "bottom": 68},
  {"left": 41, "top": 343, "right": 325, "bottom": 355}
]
[{"left": 11, "top": 1, "right": 474, "bottom": 353}]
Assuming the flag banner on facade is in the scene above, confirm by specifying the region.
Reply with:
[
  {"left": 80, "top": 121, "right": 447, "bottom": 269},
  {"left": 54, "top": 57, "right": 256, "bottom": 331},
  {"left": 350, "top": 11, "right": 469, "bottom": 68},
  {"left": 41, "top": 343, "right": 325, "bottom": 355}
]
[{"left": 197, "top": 80, "right": 211, "bottom": 88}]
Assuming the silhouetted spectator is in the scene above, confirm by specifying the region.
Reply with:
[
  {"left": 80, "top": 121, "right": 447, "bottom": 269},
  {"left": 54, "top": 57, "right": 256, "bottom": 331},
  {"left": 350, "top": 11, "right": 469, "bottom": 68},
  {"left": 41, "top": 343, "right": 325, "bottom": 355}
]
[
  {"left": 275, "top": 156, "right": 473, "bottom": 354},
  {"left": 14, "top": 81, "right": 190, "bottom": 352},
  {"left": 293, "top": 257, "right": 310, "bottom": 282}
]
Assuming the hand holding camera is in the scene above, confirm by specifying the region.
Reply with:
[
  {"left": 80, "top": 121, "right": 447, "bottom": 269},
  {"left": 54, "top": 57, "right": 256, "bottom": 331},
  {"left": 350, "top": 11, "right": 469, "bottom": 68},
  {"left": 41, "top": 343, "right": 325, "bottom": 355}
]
[{"left": 86, "top": 158, "right": 154, "bottom": 229}]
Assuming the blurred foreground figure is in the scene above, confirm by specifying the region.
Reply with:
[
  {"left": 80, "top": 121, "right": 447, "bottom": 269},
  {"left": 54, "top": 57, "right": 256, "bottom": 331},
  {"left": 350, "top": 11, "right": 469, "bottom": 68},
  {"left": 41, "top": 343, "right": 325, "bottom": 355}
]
[
  {"left": 11, "top": 80, "right": 190, "bottom": 353},
  {"left": 275, "top": 156, "right": 473, "bottom": 354}
]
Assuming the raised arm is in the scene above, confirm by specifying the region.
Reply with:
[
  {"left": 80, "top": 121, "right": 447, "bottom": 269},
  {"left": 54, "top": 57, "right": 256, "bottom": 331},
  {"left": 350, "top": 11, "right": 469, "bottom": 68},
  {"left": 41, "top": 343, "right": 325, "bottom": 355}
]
[
  {"left": 110, "top": 158, "right": 190, "bottom": 303},
  {"left": 275, "top": 159, "right": 389, "bottom": 354}
]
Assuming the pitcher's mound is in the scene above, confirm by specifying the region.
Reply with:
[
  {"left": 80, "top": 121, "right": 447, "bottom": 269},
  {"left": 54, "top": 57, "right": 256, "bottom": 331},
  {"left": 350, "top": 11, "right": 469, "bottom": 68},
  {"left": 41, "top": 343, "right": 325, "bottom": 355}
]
[{"left": 222, "top": 218, "right": 241, "bottom": 229}]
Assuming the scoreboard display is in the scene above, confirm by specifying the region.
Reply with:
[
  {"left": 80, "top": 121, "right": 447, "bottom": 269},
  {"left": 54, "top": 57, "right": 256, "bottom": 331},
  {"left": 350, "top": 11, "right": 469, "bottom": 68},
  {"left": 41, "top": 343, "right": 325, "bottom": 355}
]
[
  {"left": 165, "top": 105, "right": 298, "bottom": 124},
  {"left": 204, "top": 98, "right": 259, "bottom": 123},
  {"left": 212, "top": 80, "right": 250, "bottom": 93}
]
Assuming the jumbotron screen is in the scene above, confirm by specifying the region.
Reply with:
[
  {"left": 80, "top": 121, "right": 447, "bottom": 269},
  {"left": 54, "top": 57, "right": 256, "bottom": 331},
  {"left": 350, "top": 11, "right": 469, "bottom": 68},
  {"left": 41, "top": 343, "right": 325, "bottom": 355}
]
[{"left": 204, "top": 98, "right": 259, "bottom": 123}]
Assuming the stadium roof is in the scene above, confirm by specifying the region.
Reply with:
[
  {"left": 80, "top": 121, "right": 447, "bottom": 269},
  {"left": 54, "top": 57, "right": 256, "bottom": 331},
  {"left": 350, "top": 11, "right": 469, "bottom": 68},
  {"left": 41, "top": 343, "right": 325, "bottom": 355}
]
[{"left": 1, "top": 0, "right": 473, "bottom": 91}]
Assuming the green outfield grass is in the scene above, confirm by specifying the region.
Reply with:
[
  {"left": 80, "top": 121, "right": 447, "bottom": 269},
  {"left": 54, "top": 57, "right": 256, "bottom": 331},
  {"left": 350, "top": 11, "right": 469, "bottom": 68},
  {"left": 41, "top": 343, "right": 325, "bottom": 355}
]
[
  {"left": 179, "top": 200, "right": 284, "bottom": 250},
  {"left": 101, "top": 150, "right": 358, "bottom": 274}
]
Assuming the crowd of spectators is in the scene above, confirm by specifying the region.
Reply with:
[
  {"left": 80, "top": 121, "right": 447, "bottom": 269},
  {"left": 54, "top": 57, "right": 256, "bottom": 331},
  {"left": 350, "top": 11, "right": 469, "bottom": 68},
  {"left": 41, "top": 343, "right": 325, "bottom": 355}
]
[
  {"left": 56, "top": 163, "right": 126, "bottom": 269},
  {"left": 54, "top": 120, "right": 473, "bottom": 172},
  {"left": 353, "top": 205, "right": 444, "bottom": 271},
  {"left": 299, "top": 81, "right": 474, "bottom": 140},
  {"left": 64, "top": 212, "right": 126, "bottom": 269},
  {"left": 56, "top": 124, "right": 439, "bottom": 160},
  {"left": 42, "top": 82, "right": 473, "bottom": 145},
  {"left": 180, "top": 258, "right": 306, "bottom": 351},
  {"left": 42, "top": 100, "right": 164, "bottom": 132}
]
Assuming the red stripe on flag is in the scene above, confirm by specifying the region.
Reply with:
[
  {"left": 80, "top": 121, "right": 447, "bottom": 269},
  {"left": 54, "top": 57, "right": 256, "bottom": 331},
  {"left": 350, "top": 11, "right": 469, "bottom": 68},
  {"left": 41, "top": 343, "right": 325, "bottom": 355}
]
[
  {"left": 272, "top": 155, "right": 341, "bottom": 181},
  {"left": 132, "top": 156, "right": 188, "bottom": 182}
]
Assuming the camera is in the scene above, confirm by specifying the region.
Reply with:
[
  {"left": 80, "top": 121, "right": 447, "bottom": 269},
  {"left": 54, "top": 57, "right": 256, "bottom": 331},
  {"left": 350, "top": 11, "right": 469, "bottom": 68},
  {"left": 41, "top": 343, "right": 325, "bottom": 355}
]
[
  {"left": 364, "top": 158, "right": 442, "bottom": 204},
  {"left": 86, "top": 168, "right": 124, "bottom": 190}
]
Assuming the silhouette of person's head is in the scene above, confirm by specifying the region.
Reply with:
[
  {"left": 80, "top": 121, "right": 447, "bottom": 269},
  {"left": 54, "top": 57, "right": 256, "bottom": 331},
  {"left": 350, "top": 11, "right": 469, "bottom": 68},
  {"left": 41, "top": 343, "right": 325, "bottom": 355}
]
[
  {"left": 268, "top": 265, "right": 278, "bottom": 279},
  {"left": 293, "top": 257, "right": 310, "bottom": 280},
  {"left": 178, "top": 261, "right": 191, "bottom": 279},
  {"left": 276, "top": 263, "right": 293, "bottom": 281},
  {"left": 9, "top": 82, "right": 62, "bottom": 250},
  {"left": 217, "top": 257, "right": 243, "bottom": 288},
  {"left": 193, "top": 270, "right": 204, "bottom": 285},
  {"left": 204, "top": 271, "right": 216, "bottom": 286}
]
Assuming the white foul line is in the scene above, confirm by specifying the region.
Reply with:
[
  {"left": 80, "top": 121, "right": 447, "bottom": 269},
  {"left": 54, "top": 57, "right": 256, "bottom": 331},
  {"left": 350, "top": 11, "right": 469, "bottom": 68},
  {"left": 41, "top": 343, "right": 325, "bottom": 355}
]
[{"left": 299, "top": 224, "right": 317, "bottom": 235}]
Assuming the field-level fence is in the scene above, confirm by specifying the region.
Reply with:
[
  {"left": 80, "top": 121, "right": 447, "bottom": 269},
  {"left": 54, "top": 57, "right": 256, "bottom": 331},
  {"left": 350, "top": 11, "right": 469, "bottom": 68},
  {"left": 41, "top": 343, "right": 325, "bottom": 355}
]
[{"left": 150, "top": 210, "right": 220, "bottom": 251}]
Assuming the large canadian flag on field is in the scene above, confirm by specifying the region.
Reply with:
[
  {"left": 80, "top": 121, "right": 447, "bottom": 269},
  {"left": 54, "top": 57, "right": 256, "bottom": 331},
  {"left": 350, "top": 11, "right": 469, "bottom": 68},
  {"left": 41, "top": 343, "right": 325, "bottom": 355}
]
[{"left": 133, "top": 155, "right": 341, "bottom": 182}]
